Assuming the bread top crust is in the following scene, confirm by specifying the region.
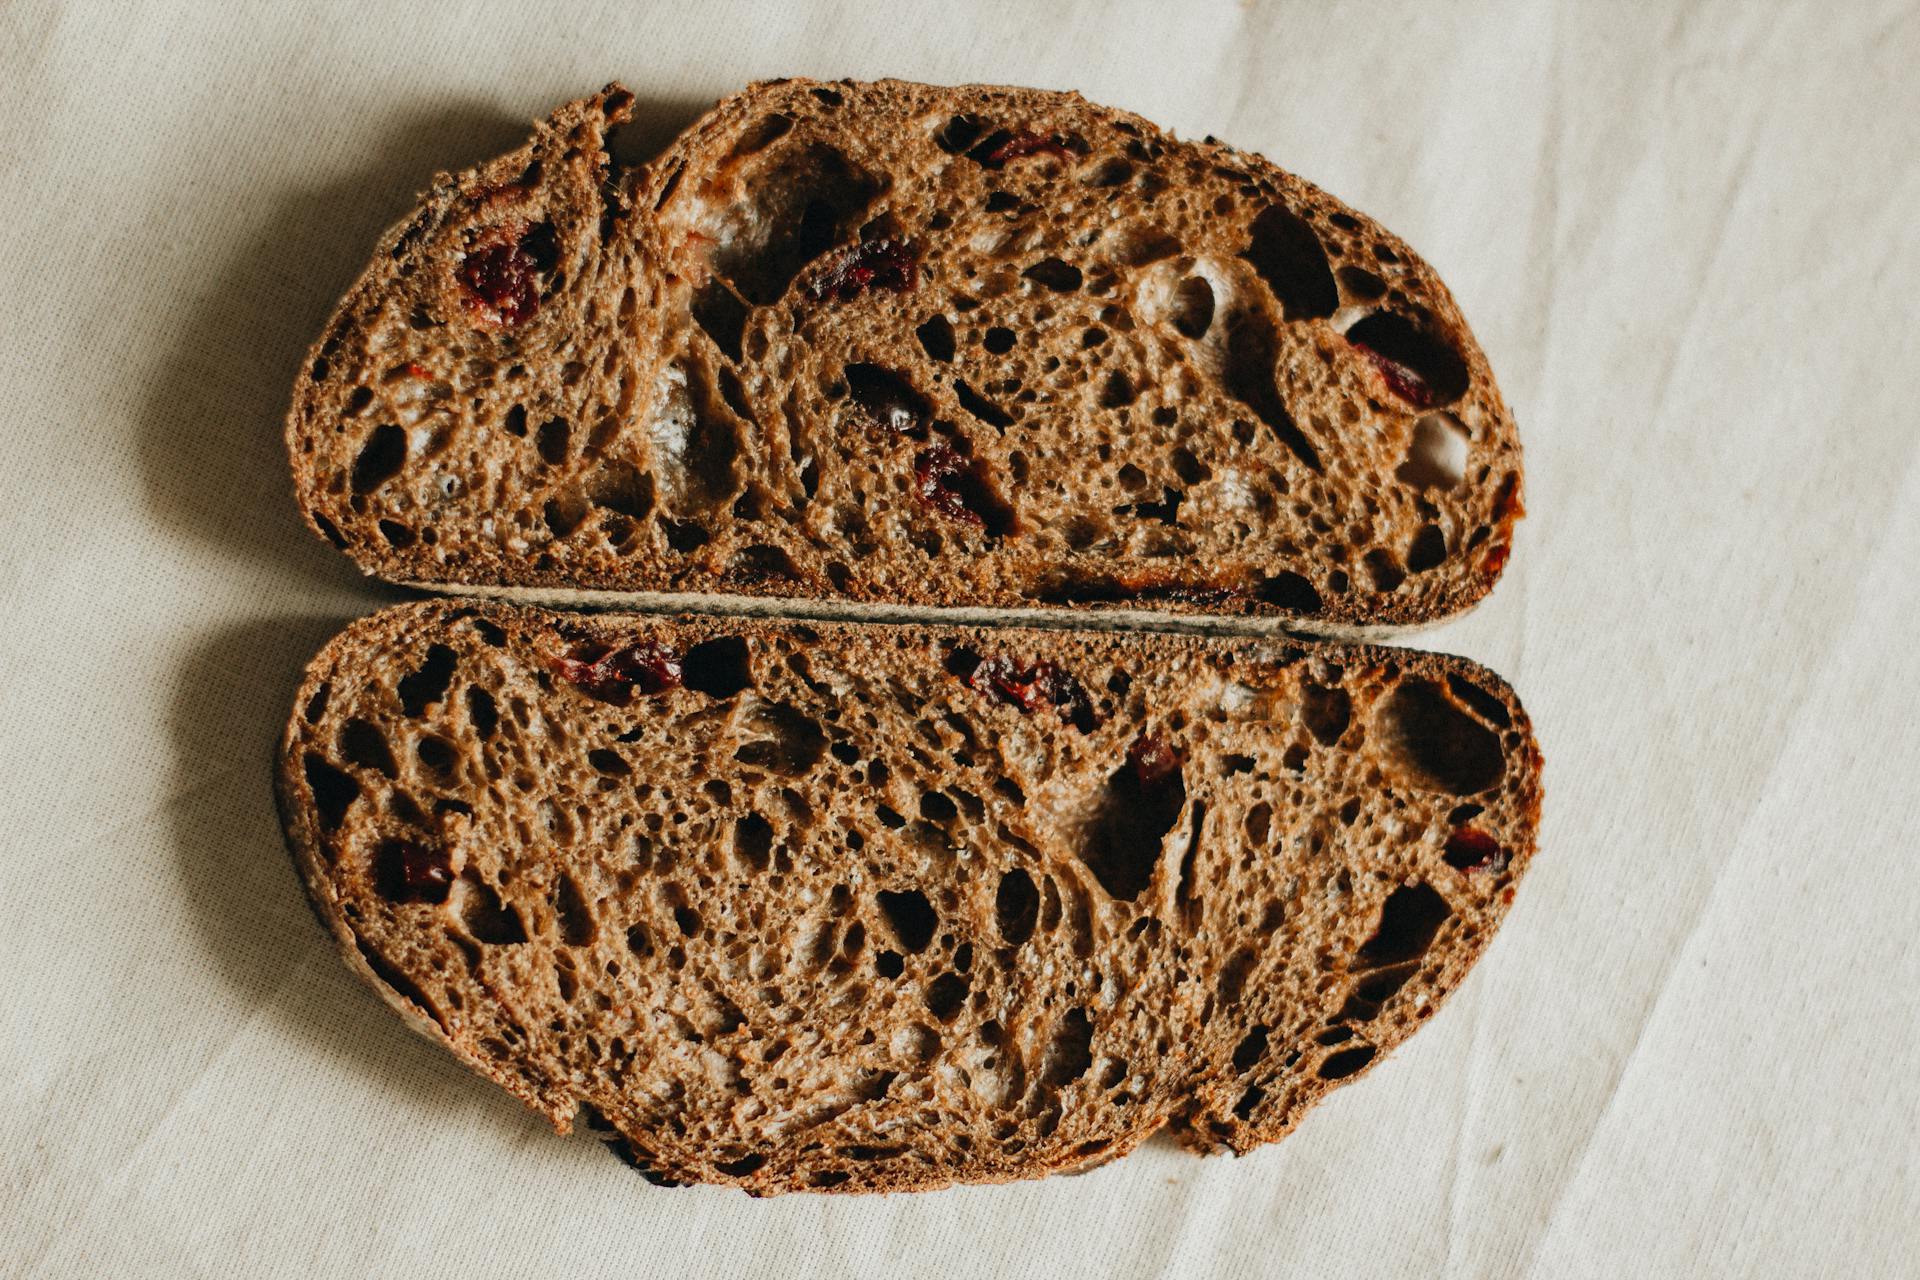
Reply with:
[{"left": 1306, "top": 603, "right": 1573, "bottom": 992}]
[
  {"left": 278, "top": 600, "right": 1542, "bottom": 1193},
  {"left": 288, "top": 79, "right": 1522, "bottom": 630}
]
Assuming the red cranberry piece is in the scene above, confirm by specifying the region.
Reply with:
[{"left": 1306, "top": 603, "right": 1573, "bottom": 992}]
[
  {"left": 803, "top": 238, "right": 919, "bottom": 302},
  {"left": 913, "top": 446, "right": 1012, "bottom": 536},
  {"left": 1349, "top": 338, "right": 1439, "bottom": 409},
  {"left": 1442, "top": 826, "right": 1505, "bottom": 872},
  {"left": 1127, "top": 734, "right": 1182, "bottom": 790},
  {"left": 550, "top": 639, "right": 683, "bottom": 705},
  {"left": 456, "top": 223, "right": 555, "bottom": 327},
  {"left": 951, "top": 649, "right": 1099, "bottom": 732},
  {"left": 377, "top": 839, "right": 454, "bottom": 903},
  {"left": 983, "top": 131, "right": 1074, "bottom": 167}
]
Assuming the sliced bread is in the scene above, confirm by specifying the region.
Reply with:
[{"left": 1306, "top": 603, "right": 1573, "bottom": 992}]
[
  {"left": 277, "top": 600, "right": 1541, "bottom": 1193},
  {"left": 287, "top": 80, "right": 1522, "bottom": 629}
]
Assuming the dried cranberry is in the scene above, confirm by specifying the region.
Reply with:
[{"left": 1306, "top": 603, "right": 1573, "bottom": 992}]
[
  {"left": 376, "top": 839, "right": 454, "bottom": 903},
  {"left": 1127, "top": 734, "right": 1182, "bottom": 789},
  {"left": 951, "top": 649, "right": 1098, "bottom": 732},
  {"left": 1442, "top": 827, "right": 1506, "bottom": 872},
  {"left": 457, "top": 224, "right": 549, "bottom": 327},
  {"left": 803, "top": 237, "right": 919, "bottom": 302},
  {"left": 983, "top": 131, "right": 1074, "bottom": 167},
  {"left": 1482, "top": 542, "right": 1511, "bottom": 577},
  {"left": 913, "top": 446, "right": 1013, "bottom": 536},
  {"left": 550, "top": 639, "right": 683, "bottom": 704},
  {"left": 1349, "top": 337, "right": 1438, "bottom": 409}
]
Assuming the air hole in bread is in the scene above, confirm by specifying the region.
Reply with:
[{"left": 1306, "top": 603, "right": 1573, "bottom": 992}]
[
  {"left": 1218, "top": 945, "right": 1257, "bottom": 1005},
  {"left": 338, "top": 718, "right": 397, "bottom": 778},
  {"left": 1317, "top": 1043, "right": 1376, "bottom": 1080},
  {"left": 1242, "top": 203, "right": 1337, "bottom": 320},
  {"left": 1022, "top": 257, "right": 1082, "bottom": 293},
  {"left": 1076, "top": 737, "right": 1186, "bottom": 901},
  {"left": 454, "top": 871, "right": 527, "bottom": 945},
  {"left": 874, "top": 949, "right": 904, "bottom": 978},
  {"left": 303, "top": 753, "right": 359, "bottom": 832},
  {"left": 1374, "top": 680, "right": 1505, "bottom": 795},
  {"left": 982, "top": 326, "right": 1017, "bottom": 354},
  {"left": 1406, "top": 523, "right": 1447, "bottom": 573},
  {"left": 1255, "top": 571, "right": 1322, "bottom": 614},
  {"left": 914, "top": 314, "right": 955, "bottom": 362},
  {"left": 1300, "top": 682, "right": 1352, "bottom": 746},
  {"left": 924, "top": 972, "right": 968, "bottom": 1022},
  {"left": 543, "top": 489, "right": 589, "bottom": 538},
  {"left": 730, "top": 544, "right": 800, "bottom": 581},
  {"left": 1397, "top": 412, "right": 1470, "bottom": 490},
  {"left": 585, "top": 460, "right": 655, "bottom": 520},
  {"left": 1335, "top": 265, "right": 1386, "bottom": 303},
  {"left": 1099, "top": 371, "right": 1136, "bottom": 409},
  {"left": 1445, "top": 673, "right": 1512, "bottom": 727},
  {"left": 682, "top": 637, "right": 753, "bottom": 699},
  {"left": 844, "top": 363, "right": 930, "bottom": 437},
  {"left": 502, "top": 404, "right": 527, "bottom": 437},
  {"left": 350, "top": 425, "right": 406, "bottom": 493},
  {"left": 1231, "top": 1024, "right": 1270, "bottom": 1074},
  {"left": 1223, "top": 309, "right": 1322, "bottom": 471},
  {"left": 586, "top": 747, "right": 629, "bottom": 776},
  {"left": 709, "top": 142, "right": 882, "bottom": 306},
  {"left": 552, "top": 873, "right": 597, "bottom": 946},
  {"left": 1041, "top": 1007, "right": 1094, "bottom": 1086},
  {"left": 1109, "top": 224, "right": 1182, "bottom": 267},
  {"left": 727, "top": 113, "right": 794, "bottom": 162},
  {"left": 535, "top": 417, "right": 570, "bottom": 465},
  {"left": 660, "top": 518, "right": 710, "bottom": 552},
  {"left": 1359, "top": 882, "right": 1452, "bottom": 966},
  {"left": 376, "top": 520, "right": 414, "bottom": 549},
  {"left": 1347, "top": 313, "right": 1470, "bottom": 408},
  {"left": 953, "top": 379, "right": 1014, "bottom": 430},
  {"left": 733, "top": 701, "right": 826, "bottom": 775},
  {"left": 994, "top": 868, "right": 1040, "bottom": 946},
  {"left": 465, "top": 686, "right": 498, "bottom": 739},
  {"left": 720, "top": 812, "right": 771, "bottom": 873},
  {"left": 1171, "top": 276, "right": 1215, "bottom": 338},
  {"left": 1085, "top": 156, "right": 1133, "bottom": 187},
  {"left": 343, "top": 386, "right": 373, "bottom": 417},
  {"left": 397, "top": 645, "right": 457, "bottom": 717},
  {"left": 311, "top": 513, "right": 348, "bottom": 550},
  {"left": 690, "top": 282, "right": 749, "bottom": 360},
  {"left": 936, "top": 114, "right": 986, "bottom": 154},
  {"left": 416, "top": 734, "right": 455, "bottom": 774},
  {"left": 877, "top": 889, "right": 937, "bottom": 952},
  {"left": 1363, "top": 548, "right": 1406, "bottom": 593}
]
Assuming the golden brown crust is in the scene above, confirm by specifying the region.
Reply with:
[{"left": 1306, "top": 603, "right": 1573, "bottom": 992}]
[
  {"left": 287, "top": 80, "right": 1522, "bottom": 631},
  {"left": 277, "top": 600, "right": 1541, "bottom": 1193}
]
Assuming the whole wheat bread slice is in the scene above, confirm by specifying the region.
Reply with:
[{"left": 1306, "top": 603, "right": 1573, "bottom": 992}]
[
  {"left": 277, "top": 600, "right": 1540, "bottom": 1194},
  {"left": 287, "top": 80, "right": 1522, "bottom": 629}
]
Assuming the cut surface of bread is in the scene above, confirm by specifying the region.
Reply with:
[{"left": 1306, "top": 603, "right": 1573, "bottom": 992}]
[
  {"left": 278, "top": 600, "right": 1541, "bottom": 1194},
  {"left": 288, "top": 80, "right": 1523, "bottom": 629}
]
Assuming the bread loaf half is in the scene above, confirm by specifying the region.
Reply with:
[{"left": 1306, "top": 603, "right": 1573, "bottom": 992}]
[
  {"left": 288, "top": 80, "right": 1522, "bottom": 629},
  {"left": 277, "top": 600, "right": 1541, "bottom": 1193}
]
